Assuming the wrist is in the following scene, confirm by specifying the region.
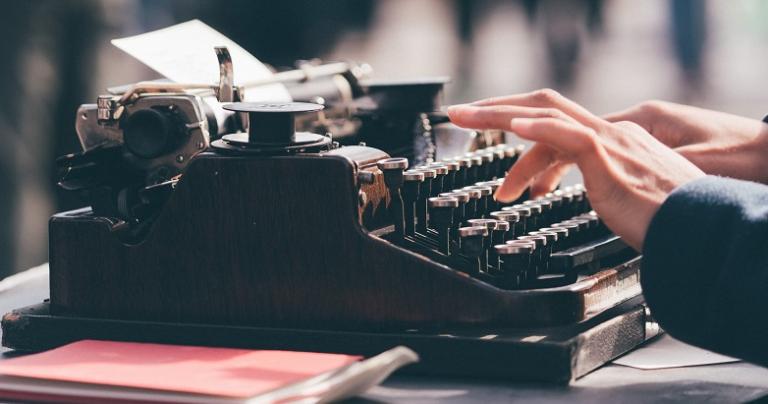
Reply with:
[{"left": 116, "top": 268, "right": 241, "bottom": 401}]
[{"left": 751, "top": 120, "right": 768, "bottom": 184}]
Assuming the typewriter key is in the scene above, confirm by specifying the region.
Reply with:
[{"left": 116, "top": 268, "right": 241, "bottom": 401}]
[
  {"left": 439, "top": 191, "right": 470, "bottom": 240},
  {"left": 465, "top": 185, "right": 493, "bottom": 218},
  {"left": 490, "top": 210, "right": 520, "bottom": 239},
  {"left": 459, "top": 226, "right": 489, "bottom": 276},
  {"left": 467, "top": 218, "right": 498, "bottom": 272},
  {"left": 496, "top": 242, "right": 534, "bottom": 288},
  {"left": 535, "top": 198, "right": 554, "bottom": 227},
  {"left": 551, "top": 222, "right": 579, "bottom": 248},
  {"left": 402, "top": 170, "right": 425, "bottom": 236},
  {"left": 429, "top": 196, "right": 459, "bottom": 255},
  {"left": 378, "top": 158, "right": 409, "bottom": 238},
  {"left": 491, "top": 148, "right": 506, "bottom": 178},
  {"left": 517, "top": 234, "right": 547, "bottom": 278},
  {"left": 503, "top": 205, "right": 531, "bottom": 235},
  {"left": 500, "top": 145, "right": 518, "bottom": 173},
  {"left": 426, "top": 163, "right": 449, "bottom": 196},
  {"left": 413, "top": 168, "right": 437, "bottom": 233},
  {"left": 540, "top": 227, "right": 569, "bottom": 252},
  {"left": 459, "top": 187, "right": 481, "bottom": 221},
  {"left": 529, "top": 231, "right": 558, "bottom": 273},
  {"left": 441, "top": 161, "right": 460, "bottom": 192},
  {"left": 450, "top": 156, "right": 472, "bottom": 188},
  {"left": 467, "top": 155, "right": 483, "bottom": 184}
]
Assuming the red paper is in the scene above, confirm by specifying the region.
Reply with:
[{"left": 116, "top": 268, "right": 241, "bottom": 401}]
[{"left": 0, "top": 340, "right": 361, "bottom": 398}]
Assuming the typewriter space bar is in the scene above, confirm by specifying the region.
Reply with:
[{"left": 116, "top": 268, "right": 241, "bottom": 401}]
[{"left": 549, "top": 235, "right": 630, "bottom": 272}]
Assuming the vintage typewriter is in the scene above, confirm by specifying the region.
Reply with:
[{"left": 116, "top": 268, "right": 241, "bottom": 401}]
[{"left": 2, "top": 48, "right": 657, "bottom": 384}]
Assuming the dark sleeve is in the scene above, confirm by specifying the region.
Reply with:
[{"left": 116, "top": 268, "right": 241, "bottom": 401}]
[{"left": 642, "top": 176, "right": 768, "bottom": 365}]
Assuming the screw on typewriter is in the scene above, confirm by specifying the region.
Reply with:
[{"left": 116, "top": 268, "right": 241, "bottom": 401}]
[{"left": 211, "top": 102, "right": 330, "bottom": 154}]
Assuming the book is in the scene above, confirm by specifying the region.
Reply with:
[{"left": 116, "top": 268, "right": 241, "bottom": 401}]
[{"left": 0, "top": 340, "right": 418, "bottom": 403}]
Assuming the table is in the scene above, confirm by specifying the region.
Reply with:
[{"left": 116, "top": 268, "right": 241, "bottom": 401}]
[{"left": 2, "top": 265, "right": 767, "bottom": 403}]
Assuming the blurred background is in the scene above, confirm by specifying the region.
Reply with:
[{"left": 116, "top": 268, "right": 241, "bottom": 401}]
[{"left": 1, "top": 0, "right": 767, "bottom": 277}]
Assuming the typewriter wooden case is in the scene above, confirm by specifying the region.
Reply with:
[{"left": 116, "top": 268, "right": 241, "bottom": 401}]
[{"left": 44, "top": 146, "right": 641, "bottom": 330}]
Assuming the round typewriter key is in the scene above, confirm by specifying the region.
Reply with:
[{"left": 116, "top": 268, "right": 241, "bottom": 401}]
[
  {"left": 413, "top": 168, "right": 437, "bottom": 233},
  {"left": 467, "top": 218, "right": 498, "bottom": 272},
  {"left": 402, "top": 170, "right": 425, "bottom": 236},
  {"left": 503, "top": 205, "right": 531, "bottom": 235},
  {"left": 429, "top": 196, "right": 459, "bottom": 255},
  {"left": 521, "top": 202, "right": 542, "bottom": 231},
  {"left": 450, "top": 156, "right": 472, "bottom": 188},
  {"left": 552, "top": 222, "right": 580, "bottom": 247},
  {"left": 468, "top": 155, "right": 483, "bottom": 184},
  {"left": 459, "top": 226, "right": 490, "bottom": 276},
  {"left": 377, "top": 157, "right": 409, "bottom": 171},
  {"left": 426, "top": 163, "right": 448, "bottom": 195},
  {"left": 488, "top": 220, "right": 511, "bottom": 271},
  {"left": 517, "top": 234, "right": 547, "bottom": 277},
  {"left": 440, "top": 191, "right": 470, "bottom": 203},
  {"left": 440, "top": 161, "right": 460, "bottom": 192},
  {"left": 465, "top": 185, "right": 493, "bottom": 217},
  {"left": 535, "top": 198, "right": 554, "bottom": 226},
  {"left": 529, "top": 230, "right": 558, "bottom": 273},
  {"left": 377, "top": 158, "right": 410, "bottom": 237},
  {"left": 440, "top": 191, "right": 470, "bottom": 238},
  {"left": 540, "top": 227, "right": 569, "bottom": 251},
  {"left": 490, "top": 210, "right": 520, "bottom": 239},
  {"left": 493, "top": 220, "right": 511, "bottom": 245},
  {"left": 458, "top": 187, "right": 481, "bottom": 220},
  {"left": 496, "top": 242, "right": 534, "bottom": 288}
]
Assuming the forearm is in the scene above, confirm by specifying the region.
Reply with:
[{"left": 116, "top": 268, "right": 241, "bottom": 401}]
[{"left": 641, "top": 176, "right": 768, "bottom": 365}]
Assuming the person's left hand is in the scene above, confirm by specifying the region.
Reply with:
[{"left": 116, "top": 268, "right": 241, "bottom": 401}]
[{"left": 447, "top": 89, "right": 706, "bottom": 250}]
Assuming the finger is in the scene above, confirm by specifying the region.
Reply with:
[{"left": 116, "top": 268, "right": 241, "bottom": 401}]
[
  {"left": 446, "top": 104, "right": 577, "bottom": 131},
  {"left": 495, "top": 143, "right": 558, "bottom": 203},
  {"left": 602, "top": 105, "right": 649, "bottom": 128},
  {"left": 468, "top": 89, "right": 599, "bottom": 126},
  {"left": 496, "top": 118, "right": 605, "bottom": 203},
  {"left": 530, "top": 162, "right": 573, "bottom": 197}
]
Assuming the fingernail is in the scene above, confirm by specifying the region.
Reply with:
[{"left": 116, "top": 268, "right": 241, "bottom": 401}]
[{"left": 446, "top": 104, "right": 467, "bottom": 114}]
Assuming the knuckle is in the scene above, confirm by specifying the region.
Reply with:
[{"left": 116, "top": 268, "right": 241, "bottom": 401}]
[
  {"left": 532, "top": 88, "right": 562, "bottom": 104},
  {"left": 638, "top": 100, "right": 668, "bottom": 116},
  {"left": 578, "top": 128, "right": 602, "bottom": 153}
]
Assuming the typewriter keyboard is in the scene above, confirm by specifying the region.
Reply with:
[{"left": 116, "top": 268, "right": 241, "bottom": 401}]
[{"left": 376, "top": 144, "right": 635, "bottom": 290}]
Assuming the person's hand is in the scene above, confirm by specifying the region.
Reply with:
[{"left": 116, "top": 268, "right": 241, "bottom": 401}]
[
  {"left": 604, "top": 101, "right": 768, "bottom": 184},
  {"left": 447, "top": 89, "right": 706, "bottom": 250}
]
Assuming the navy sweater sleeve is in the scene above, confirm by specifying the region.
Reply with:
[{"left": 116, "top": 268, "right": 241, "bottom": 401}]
[{"left": 642, "top": 176, "right": 768, "bottom": 365}]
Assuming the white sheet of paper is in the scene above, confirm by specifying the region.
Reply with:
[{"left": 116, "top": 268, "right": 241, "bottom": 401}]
[
  {"left": 111, "top": 19, "right": 291, "bottom": 102},
  {"left": 613, "top": 335, "right": 740, "bottom": 370}
]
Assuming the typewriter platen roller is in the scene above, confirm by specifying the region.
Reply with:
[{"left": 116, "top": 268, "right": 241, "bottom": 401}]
[{"left": 3, "top": 68, "right": 655, "bottom": 383}]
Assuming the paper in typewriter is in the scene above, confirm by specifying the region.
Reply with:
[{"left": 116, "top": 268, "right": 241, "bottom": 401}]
[{"left": 112, "top": 19, "right": 291, "bottom": 102}]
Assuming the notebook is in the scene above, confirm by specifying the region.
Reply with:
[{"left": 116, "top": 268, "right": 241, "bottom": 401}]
[{"left": 0, "top": 340, "right": 418, "bottom": 403}]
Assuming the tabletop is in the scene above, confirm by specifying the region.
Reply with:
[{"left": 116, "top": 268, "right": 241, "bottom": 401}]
[{"left": 1, "top": 265, "right": 767, "bottom": 403}]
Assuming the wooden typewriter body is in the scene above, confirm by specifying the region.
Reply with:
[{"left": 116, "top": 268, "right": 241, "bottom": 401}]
[{"left": 2, "top": 102, "right": 657, "bottom": 383}]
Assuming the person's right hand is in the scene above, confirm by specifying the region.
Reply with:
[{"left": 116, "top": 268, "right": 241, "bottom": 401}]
[
  {"left": 448, "top": 90, "right": 706, "bottom": 250},
  {"left": 604, "top": 101, "right": 768, "bottom": 184}
]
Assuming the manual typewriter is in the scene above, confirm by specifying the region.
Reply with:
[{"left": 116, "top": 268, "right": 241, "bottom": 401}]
[{"left": 2, "top": 48, "right": 658, "bottom": 384}]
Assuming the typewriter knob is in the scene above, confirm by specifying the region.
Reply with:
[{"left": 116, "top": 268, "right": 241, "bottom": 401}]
[
  {"left": 214, "top": 102, "right": 330, "bottom": 154},
  {"left": 124, "top": 108, "right": 184, "bottom": 159}
]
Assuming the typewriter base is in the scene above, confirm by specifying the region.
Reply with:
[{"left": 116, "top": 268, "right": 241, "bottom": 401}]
[{"left": 2, "top": 297, "right": 658, "bottom": 384}]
